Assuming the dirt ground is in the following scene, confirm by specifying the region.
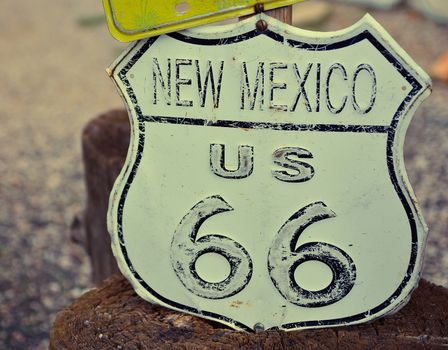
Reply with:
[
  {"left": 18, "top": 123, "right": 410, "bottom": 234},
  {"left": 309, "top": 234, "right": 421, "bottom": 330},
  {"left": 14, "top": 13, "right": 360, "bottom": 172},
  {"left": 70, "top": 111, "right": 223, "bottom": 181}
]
[
  {"left": 0, "top": 0, "right": 447, "bottom": 349},
  {"left": 0, "top": 1, "right": 124, "bottom": 348}
]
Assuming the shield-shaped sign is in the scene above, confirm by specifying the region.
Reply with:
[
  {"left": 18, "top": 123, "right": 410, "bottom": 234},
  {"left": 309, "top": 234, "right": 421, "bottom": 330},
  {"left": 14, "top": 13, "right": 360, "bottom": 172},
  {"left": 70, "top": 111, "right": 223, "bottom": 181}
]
[{"left": 108, "top": 14, "right": 431, "bottom": 331}]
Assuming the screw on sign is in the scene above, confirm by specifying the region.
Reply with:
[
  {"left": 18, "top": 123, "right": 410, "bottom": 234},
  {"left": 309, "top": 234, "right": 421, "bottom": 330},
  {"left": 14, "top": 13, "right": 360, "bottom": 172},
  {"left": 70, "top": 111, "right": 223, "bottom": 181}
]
[{"left": 107, "top": 14, "right": 431, "bottom": 332}]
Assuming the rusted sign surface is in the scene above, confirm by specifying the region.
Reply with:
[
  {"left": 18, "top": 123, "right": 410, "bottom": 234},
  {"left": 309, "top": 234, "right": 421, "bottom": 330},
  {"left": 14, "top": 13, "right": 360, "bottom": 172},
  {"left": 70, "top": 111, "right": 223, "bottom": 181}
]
[
  {"left": 108, "top": 14, "right": 431, "bottom": 331},
  {"left": 103, "top": 0, "right": 304, "bottom": 41}
]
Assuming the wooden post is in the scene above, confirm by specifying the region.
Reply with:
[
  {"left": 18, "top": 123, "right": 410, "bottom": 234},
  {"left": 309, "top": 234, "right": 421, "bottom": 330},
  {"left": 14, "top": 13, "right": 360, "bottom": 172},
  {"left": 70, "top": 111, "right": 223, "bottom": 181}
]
[
  {"left": 241, "top": 4, "right": 292, "bottom": 24},
  {"left": 265, "top": 6, "right": 292, "bottom": 24},
  {"left": 50, "top": 275, "right": 448, "bottom": 349},
  {"left": 82, "top": 110, "right": 129, "bottom": 284}
]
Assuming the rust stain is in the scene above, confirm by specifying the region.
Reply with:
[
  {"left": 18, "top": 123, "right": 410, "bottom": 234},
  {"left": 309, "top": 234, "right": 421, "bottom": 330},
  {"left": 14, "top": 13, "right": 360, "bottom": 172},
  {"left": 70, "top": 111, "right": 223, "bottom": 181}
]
[{"left": 230, "top": 300, "right": 243, "bottom": 308}]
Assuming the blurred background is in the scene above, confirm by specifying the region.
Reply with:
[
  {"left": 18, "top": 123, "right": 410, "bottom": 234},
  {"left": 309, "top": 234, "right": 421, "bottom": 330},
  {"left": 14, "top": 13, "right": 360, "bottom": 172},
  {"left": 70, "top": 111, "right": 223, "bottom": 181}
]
[{"left": 0, "top": 0, "right": 447, "bottom": 348}]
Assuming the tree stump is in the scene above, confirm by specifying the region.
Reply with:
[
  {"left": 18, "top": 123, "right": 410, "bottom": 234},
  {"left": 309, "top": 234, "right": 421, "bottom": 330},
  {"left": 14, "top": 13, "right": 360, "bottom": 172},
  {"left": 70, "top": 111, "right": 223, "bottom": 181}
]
[
  {"left": 82, "top": 110, "right": 130, "bottom": 284},
  {"left": 50, "top": 274, "right": 448, "bottom": 349}
]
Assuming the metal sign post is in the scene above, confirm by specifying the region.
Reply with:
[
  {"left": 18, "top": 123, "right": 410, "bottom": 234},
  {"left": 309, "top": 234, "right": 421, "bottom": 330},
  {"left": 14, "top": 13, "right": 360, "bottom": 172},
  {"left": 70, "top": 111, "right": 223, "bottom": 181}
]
[{"left": 105, "top": 4, "right": 431, "bottom": 333}]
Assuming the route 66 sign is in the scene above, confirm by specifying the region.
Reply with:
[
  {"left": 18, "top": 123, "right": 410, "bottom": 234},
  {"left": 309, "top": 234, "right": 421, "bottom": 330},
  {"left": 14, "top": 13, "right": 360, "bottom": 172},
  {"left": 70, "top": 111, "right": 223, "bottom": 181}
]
[{"left": 107, "top": 14, "right": 431, "bottom": 331}]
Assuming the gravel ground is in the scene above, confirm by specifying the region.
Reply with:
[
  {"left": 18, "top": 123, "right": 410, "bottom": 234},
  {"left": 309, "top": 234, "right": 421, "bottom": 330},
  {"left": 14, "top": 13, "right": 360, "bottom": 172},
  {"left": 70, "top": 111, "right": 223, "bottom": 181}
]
[
  {"left": 0, "top": 1, "right": 447, "bottom": 349},
  {"left": 0, "top": 1, "right": 124, "bottom": 348}
]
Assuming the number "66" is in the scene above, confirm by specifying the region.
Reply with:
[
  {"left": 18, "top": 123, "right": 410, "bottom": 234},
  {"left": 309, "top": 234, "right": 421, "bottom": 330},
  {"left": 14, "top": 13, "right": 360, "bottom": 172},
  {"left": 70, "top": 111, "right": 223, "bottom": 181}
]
[{"left": 171, "top": 196, "right": 356, "bottom": 307}]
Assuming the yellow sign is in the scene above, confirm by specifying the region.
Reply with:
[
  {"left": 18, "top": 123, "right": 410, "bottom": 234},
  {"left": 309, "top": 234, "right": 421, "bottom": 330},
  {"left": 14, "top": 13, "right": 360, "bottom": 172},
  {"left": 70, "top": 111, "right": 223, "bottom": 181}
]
[{"left": 103, "top": 0, "right": 304, "bottom": 42}]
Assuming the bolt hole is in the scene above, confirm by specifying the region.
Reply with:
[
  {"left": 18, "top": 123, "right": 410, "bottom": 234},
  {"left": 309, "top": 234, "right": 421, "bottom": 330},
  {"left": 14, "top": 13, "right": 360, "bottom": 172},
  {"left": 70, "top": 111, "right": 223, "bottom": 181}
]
[
  {"left": 176, "top": 1, "right": 190, "bottom": 14},
  {"left": 254, "top": 323, "right": 265, "bottom": 333}
]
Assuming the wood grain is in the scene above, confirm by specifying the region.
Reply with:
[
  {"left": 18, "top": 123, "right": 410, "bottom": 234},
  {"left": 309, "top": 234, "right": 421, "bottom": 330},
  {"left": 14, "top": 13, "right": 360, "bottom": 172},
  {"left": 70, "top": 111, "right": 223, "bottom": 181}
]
[
  {"left": 266, "top": 6, "right": 292, "bottom": 24},
  {"left": 82, "top": 110, "right": 129, "bottom": 283},
  {"left": 50, "top": 274, "right": 448, "bottom": 349},
  {"left": 240, "top": 5, "right": 292, "bottom": 25}
]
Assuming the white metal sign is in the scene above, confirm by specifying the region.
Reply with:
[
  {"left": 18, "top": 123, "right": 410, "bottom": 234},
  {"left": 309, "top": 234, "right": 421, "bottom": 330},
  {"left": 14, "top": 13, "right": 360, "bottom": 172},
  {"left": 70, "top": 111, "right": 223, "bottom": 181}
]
[{"left": 108, "top": 14, "right": 431, "bottom": 332}]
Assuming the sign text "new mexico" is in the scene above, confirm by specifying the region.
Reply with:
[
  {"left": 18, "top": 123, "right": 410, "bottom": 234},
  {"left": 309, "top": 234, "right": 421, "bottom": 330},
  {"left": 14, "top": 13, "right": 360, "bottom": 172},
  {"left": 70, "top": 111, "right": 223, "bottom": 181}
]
[{"left": 151, "top": 58, "right": 377, "bottom": 115}]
